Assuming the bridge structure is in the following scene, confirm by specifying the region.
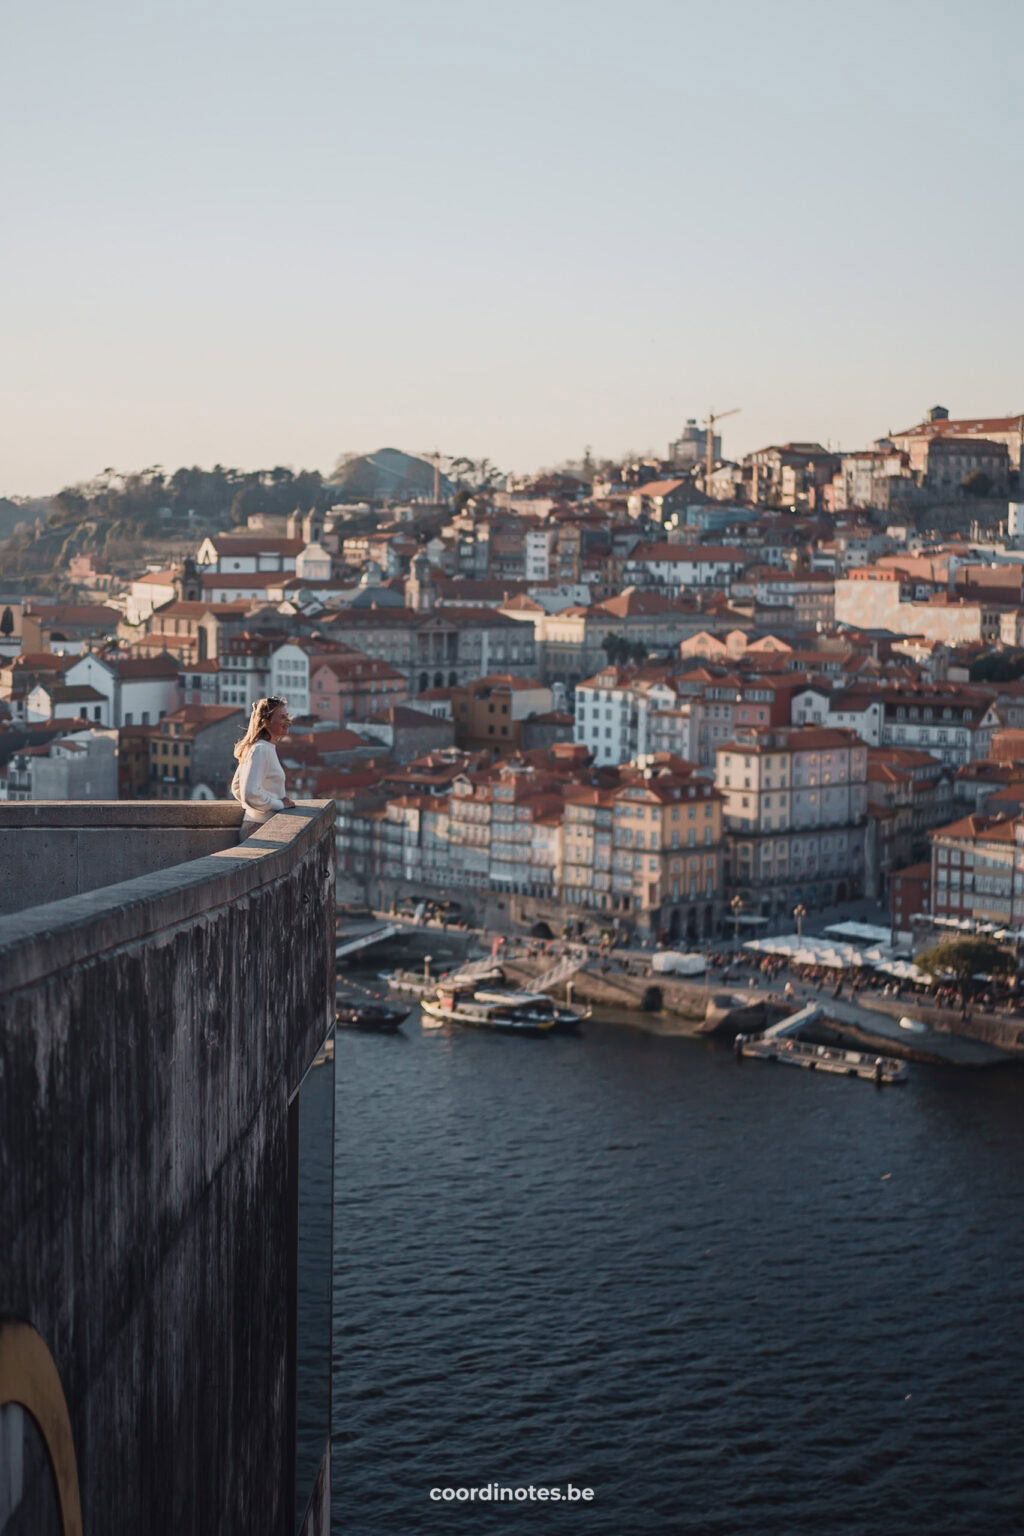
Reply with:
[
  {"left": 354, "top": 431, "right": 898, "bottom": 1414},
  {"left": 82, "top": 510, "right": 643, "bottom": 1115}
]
[
  {"left": 334, "top": 921, "right": 404, "bottom": 959},
  {"left": 531, "top": 947, "right": 589, "bottom": 992}
]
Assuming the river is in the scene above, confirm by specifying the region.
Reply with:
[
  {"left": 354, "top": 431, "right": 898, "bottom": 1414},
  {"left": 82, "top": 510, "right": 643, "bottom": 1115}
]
[{"left": 323, "top": 1011, "right": 1024, "bottom": 1535}]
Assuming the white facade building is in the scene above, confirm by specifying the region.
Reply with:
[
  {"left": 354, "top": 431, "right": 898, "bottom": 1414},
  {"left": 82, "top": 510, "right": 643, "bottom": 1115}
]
[
  {"left": 622, "top": 544, "right": 748, "bottom": 594},
  {"left": 63, "top": 653, "right": 180, "bottom": 727},
  {"left": 269, "top": 642, "right": 314, "bottom": 716},
  {"left": 574, "top": 670, "right": 638, "bottom": 766},
  {"left": 195, "top": 535, "right": 301, "bottom": 573},
  {"left": 525, "top": 529, "right": 556, "bottom": 582},
  {"left": 295, "top": 542, "right": 332, "bottom": 582}
]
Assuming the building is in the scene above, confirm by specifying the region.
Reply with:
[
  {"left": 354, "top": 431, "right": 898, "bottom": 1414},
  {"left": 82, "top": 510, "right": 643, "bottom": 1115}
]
[
  {"left": 310, "top": 654, "right": 407, "bottom": 724},
  {"left": 865, "top": 747, "right": 954, "bottom": 898},
  {"left": 449, "top": 676, "right": 555, "bottom": 756},
  {"left": 525, "top": 527, "right": 557, "bottom": 581},
  {"left": 830, "top": 448, "right": 913, "bottom": 512},
  {"left": 179, "top": 659, "right": 222, "bottom": 708},
  {"left": 219, "top": 630, "right": 280, "bottom": 710},
  {"left": 350, "top": 703, "right": 456, "bottom": 763},
  {"left": 63, "top": 651, "right": 181, "bottom": 727},
  {"left": 574, "top": 666, "right": 695, "bottom": 767},
  {"left": 487, "top": 762, "right": 564, "bottom": 896},
  {"left": 195, "top": 532, "right": 304, "bottom": 572},
  {"left": 668, "top": 419, "right": 720, "bottom": 468},
  {"left": 4, "top": 729, "right": 117, "bottom": 800},
  {"left": 889, "top": 407, "right": 1024, "bottom": 472},
  {"left": 916, "top": 436, "right": 1010, "bottom": 495},
  {"left": 621, "top": 543, "right": 748, "bottom": 595},
  {"left": 890, "top": 861, "right": 932, "bottom": 942},
  {"left": 121, "top": 597, "right": 254, "bottom": 667},
  {"left": 929, "top": 811, "right": 1024, "bottom": 930},
  {"left": 746, "top": 444, "right": 837, "bottom": 509},
  {"left": 126, "top": 567, "right": 179, "bottom": 625},
  {"left": 836, "top": 568, "right": 1015, "bottom": 646},
  {"left": 269, "top": 639, "right": 348, "bottom": 719},
  {"left": 716, "top": 726, "right": 868, "bottom": 917},
  {"left": 20, "top": 602, "right": 122, "bottom": 654},
  {"left": 792, "top": 683, "right": 998, "bottom": 768},
  {"left": 609, "top": 764, "right": 724, "bottom": 939},
  {"left": 561, "top": 784, "right": 617, "bottom": 915},
  {"left": 625, "top": 480, "right": 694, "bottom": 524},
  {"left": 0, "top": 651, "right": 75, "bottom": 720},
  {"left": 537, "top": 590, "right": 703, "bottom": 689},
  {"left": 26, "top": 682, "right": 109, "bottom": 724},
  {"left": 148, "top": 705, "right": 245, "bottom": 798}
]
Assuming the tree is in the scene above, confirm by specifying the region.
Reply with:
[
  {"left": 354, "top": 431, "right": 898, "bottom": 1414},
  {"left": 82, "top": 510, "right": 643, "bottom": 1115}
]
[
  {"left": 0, "top": 606, "right": 13, "bottom": 637},
  {"left": 916, "top": 938, "right": 1015, "bottom": 1003},
  {"left": 962, "top": 470, "right": 993, "bottom": 498},
  {"left": 969, "top": 649, "right": 1024, "bottom": 683}
]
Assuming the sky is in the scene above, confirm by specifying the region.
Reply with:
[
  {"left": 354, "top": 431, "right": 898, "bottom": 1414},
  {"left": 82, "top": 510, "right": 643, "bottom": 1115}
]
[{"left": 2, "top": 0, "right": 1022, "bottom": 496}]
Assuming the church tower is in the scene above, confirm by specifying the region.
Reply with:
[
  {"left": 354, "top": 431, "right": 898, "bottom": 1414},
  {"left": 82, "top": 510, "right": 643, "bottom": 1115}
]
[
  {"left": 175, "top": 556, "right": 202, "bottom": 603},
  {"left": 405, "top": 553, "right": 436, "bottom": 612}
]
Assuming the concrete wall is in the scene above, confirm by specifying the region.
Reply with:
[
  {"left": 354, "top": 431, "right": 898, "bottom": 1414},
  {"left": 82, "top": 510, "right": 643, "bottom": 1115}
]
[
  {"left": 0, "top": 800, "right": 336, "bottom": 1536},
  {"left": 0, "top": 802, "right": 247, "bottom": 915}
]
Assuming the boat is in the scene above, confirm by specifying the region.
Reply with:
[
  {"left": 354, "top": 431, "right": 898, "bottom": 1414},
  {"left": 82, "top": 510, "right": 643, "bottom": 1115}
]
[
  {"left": 384, "top": 962, "right": 505, "bottom": 1000},
  {"left": 335, "top": 1000, "right": 409, "bottom": 1031},
  {"left": 420, "top": 981, "right": 586, "bottom": 1035}
]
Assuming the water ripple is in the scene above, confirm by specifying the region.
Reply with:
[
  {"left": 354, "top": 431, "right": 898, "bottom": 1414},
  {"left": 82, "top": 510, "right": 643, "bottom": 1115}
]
[{"left": 326, "top": 1015, "right": 1024, "bottom": 1535}]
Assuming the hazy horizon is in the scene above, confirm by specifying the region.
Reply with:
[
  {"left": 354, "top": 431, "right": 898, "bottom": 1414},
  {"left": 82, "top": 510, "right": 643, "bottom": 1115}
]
[{"left": 3, "top": 0, "right": 1022, "bottom": 498}]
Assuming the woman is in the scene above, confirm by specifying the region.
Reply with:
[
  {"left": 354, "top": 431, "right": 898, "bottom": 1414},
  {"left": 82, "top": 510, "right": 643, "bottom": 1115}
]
[{"left": 231, "top": 696, "right": 296, "bottom": 841}]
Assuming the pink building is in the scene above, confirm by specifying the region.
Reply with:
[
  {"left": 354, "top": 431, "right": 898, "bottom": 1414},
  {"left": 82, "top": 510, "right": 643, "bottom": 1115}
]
[{"left": 310, "top": 655, "right": 408, "bottom": 724}]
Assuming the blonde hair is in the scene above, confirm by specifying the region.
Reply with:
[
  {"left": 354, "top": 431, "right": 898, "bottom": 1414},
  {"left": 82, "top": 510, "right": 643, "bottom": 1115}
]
[{"left": 233, "top": 696, "right": 287, "bottom": 761}]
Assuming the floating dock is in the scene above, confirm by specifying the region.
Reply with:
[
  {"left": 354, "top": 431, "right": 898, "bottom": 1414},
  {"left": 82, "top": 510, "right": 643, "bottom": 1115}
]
[{"left": 737, "top": 1002, "right": 907, "bottom": 1083}]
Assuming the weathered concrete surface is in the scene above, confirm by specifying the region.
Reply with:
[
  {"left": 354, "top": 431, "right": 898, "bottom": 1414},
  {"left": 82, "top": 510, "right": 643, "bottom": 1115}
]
[
  {"left": 0, "top": 801, "right": 246, "bottom": 915},
  {"left": 0, "top": 801, "right": 335, "bottom": 1536}
]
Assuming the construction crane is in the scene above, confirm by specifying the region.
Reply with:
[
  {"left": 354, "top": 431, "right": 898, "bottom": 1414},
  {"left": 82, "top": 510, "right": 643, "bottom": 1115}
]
[
  {"left": 418, "top": 449, "right": 452, "bottom": 504},
  {"left": 704, "top": 408, "right": 741, "bottom": 492}
]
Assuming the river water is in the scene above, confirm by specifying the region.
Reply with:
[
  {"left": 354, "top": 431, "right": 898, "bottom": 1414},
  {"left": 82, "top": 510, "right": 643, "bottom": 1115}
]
[{"left": 326, "top": 1013, "right": 1024, "bottom": 1535}]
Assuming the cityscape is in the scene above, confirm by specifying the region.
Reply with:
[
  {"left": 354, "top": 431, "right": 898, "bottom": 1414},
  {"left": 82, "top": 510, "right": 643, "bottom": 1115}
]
[
  {"left": 5, "top": 412, "right": 1024, "bottom": 980},
  {"left": 4, "top": 0, "right": 1024, "bottom": 1532},
  {"left": 5, "top": 411, "right": 1024, "bottom": 1535}
]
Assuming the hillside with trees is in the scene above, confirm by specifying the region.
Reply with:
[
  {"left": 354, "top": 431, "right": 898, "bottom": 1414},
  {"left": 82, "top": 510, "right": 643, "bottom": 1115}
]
[{"left": 0, "top": 463, "right": 333, "bottom": 583}]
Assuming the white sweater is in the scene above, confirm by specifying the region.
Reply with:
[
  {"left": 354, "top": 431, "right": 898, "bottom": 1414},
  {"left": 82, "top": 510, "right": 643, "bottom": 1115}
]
[{"left": 230, "top": 740, "right": 287, "bottom": 821}]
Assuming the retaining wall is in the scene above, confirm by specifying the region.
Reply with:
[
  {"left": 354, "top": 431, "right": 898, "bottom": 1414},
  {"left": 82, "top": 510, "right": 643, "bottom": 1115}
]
[{"left": 0, "top": 801, "right": 336, "bottom": 1536}]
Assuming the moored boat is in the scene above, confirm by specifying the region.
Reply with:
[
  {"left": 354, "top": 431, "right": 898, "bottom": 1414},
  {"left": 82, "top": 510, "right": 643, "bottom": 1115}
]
[
  {"left": 336, "top": 1000, "right": 410, "bottom": 1031},
  {"left": 420, "top": 981, "right": 585, "bottom": 1035}
]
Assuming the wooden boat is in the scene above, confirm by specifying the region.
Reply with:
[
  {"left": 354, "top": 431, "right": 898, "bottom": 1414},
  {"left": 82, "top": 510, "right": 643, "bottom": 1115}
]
[
  {"left": 335, "top": 1000, "right": 409, "bottom": 1031},
  {"left": 420, "top": 982, "right": 585, "bottom": 1035}
]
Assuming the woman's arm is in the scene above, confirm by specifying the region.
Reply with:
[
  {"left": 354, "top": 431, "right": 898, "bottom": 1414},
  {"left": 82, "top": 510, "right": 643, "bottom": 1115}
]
[{"left": 237, "top": 743, "right": 286, "bottom": 814}]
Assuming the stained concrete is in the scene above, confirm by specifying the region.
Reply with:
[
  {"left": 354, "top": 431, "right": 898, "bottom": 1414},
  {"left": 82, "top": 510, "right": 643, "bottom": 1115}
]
[
  {"left": 0, "top": 802, "right": 248, "bottom": 915},
  {"left": 0, "top": 801, "right": 336, "bottom": 1536}
]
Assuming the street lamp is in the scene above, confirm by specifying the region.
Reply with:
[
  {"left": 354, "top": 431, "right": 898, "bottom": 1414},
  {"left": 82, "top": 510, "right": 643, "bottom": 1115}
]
[
  {"left": 793, "top": 903, "right": 807, "bottom": 941},
  {"left": 731, "top": 893, "right": 744, "bottom": 948}
]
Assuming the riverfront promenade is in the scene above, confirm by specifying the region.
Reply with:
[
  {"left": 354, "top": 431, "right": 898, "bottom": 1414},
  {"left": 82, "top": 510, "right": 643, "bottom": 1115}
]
[{"left": 355, "top": 910, "right": 1022, "bottom": 1067}]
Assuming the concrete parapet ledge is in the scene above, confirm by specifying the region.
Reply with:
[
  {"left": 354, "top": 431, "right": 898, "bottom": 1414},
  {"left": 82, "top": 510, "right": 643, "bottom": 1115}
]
[
  {"left": 0, "top": 802, "right": 335, "bottom": 993},
  {"left": 0, "top": 801, "right": 246, "bottom": 828}
]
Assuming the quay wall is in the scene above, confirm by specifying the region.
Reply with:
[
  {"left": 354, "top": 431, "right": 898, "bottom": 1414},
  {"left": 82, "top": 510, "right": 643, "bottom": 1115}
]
[{"left": 0, "top": 801, "right": 336, "bottom": 1536}]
